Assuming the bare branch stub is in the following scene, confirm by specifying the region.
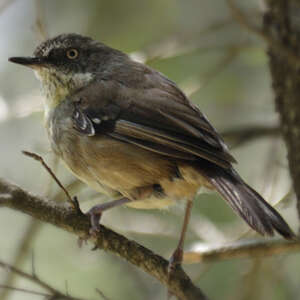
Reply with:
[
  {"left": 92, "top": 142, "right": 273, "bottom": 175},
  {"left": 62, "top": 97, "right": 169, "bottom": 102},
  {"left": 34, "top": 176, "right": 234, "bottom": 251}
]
[{"left": 22, "top": 151, "right": 78, "bottom": 210}]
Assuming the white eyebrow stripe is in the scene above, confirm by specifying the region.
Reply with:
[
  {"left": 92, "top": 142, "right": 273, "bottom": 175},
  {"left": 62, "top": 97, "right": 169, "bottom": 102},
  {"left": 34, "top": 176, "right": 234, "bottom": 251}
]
[{"left": 37, "top": 39, "right": 70, "bottom": 57}]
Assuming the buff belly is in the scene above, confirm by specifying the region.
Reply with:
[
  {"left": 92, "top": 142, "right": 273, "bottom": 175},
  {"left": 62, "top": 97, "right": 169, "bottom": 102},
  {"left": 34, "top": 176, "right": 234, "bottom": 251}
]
[{"left": 55, "top": 131, "right": 212, "bottom": 209}]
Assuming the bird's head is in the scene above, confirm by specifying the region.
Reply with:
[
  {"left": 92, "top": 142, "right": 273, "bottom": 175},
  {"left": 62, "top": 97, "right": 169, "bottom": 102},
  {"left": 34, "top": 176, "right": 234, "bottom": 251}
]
[{"left": 9, "top": 33, "right": 126, "bottom": 110}]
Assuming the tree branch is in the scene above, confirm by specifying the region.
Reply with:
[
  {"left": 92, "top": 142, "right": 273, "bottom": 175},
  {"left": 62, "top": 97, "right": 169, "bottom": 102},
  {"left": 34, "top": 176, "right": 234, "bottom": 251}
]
[
  {"left": 263, "top": 0, "right": 300, "bottom": 229},
  {"left": 221, "top": 125, "right": 280, "bottom": 148},
  {"left": 183, "top": 239, "right": 300, "bottom": 264},
  {"left": 0, "top": 178, "right": 208, "bottom": 300}
]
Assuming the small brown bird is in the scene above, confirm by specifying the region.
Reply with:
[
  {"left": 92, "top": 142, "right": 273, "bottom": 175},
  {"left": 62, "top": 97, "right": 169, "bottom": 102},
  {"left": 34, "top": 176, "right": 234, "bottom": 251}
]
[{"left": 9, "top": 33, "right": 295, "bottom": 269}]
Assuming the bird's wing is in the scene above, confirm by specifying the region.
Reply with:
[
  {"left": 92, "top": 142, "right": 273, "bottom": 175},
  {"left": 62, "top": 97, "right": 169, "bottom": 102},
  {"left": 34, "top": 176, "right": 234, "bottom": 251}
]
[{"left": 71, "top": 75, "right": 236, "bottom": 169}]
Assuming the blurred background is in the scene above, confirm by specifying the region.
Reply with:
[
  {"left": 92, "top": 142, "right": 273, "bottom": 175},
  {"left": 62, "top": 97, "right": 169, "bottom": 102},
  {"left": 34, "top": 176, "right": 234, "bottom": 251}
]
[{"left": 0, "top": 0, "right": 299, "bottom": 299}]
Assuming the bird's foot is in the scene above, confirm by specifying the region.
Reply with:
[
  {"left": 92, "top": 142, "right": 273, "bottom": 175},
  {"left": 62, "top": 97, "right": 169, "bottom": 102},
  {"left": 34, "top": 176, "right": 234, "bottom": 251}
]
[
  {"left": 167, "top": 247, "right": 183, "bottom": 299},
  {"left": 78, "top": 198, "right": 131, "bottom": 248},
  {"left": 86, "top": 205, "right": 103, "bottom": 237},
  {"left": 86, "top": 197, "right": 131, "bottom": 236},
  {"left": 168, "top": 247, "right": 183, "bottom": 275},
  {"left": 76, "top": 204, "right": 102, "bottom": 248}
]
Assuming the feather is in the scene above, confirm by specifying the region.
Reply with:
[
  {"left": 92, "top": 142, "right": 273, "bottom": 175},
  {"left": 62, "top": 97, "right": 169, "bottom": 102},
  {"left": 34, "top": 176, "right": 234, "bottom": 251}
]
[{"left": 199, "top": 162, "right": 295, "bottom": 239}]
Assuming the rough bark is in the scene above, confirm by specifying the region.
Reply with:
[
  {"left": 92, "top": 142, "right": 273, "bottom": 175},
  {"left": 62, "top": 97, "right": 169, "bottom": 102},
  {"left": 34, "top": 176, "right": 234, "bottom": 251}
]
[{"left": 264, "top": 0, "right": 300, "bottom": 228}]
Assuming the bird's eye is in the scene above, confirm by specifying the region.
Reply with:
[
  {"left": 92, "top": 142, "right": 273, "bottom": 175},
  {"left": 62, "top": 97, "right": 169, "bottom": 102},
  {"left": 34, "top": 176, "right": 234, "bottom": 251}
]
[{"left": 66, "top": 49, "right": 79, "bottom": 59}]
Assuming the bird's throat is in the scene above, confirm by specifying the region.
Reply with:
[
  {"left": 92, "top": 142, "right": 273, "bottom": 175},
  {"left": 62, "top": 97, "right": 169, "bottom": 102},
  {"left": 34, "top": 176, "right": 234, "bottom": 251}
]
[{"left": 35, "top": 68, "right": 94, "bottom": 118}]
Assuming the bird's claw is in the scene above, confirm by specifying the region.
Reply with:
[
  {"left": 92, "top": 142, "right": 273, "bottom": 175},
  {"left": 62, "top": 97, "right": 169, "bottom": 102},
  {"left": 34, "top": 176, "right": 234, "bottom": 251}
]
[
  {"left": 75, "top": 204, "right": 103, "bottom": 247},
  {"left": 86, "top": 208, "right": 102, "bottom": 234},
  {"left": 167, "top": 247, "right": 183, "bottom": 299},
  {"left": 167, "top": 247, "right": 183, "bottom": 277},
  {"left": 88, "top": 223, "right": 101, "bottom": 238}
]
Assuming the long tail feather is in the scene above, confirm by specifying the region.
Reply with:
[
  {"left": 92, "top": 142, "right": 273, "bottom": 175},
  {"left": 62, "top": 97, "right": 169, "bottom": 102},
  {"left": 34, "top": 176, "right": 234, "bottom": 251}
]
[{"left": 199, "top": 164, "right": 295, "bottom": 239}]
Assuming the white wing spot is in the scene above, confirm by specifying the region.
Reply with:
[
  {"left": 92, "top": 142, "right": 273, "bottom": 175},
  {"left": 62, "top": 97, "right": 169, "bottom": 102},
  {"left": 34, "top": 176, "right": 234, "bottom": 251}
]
[
  {"left": 87, "top": 125, "right": 95, "bottom": 136},
  {"left": 92, "top": 118, "right": 101, "bottom": 124}
]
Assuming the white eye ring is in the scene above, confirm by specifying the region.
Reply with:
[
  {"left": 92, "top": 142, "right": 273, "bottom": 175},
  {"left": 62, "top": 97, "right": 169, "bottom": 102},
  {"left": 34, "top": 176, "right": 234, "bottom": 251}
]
[{"left": 66, "top": 49, "right": 79, "bottom": 59}]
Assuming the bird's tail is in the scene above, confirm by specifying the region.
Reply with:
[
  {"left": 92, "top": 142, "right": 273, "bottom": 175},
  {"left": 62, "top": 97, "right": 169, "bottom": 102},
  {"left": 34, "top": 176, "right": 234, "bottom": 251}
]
[{"left": 199, "top": 163, "right": 295, "bottom": 240}]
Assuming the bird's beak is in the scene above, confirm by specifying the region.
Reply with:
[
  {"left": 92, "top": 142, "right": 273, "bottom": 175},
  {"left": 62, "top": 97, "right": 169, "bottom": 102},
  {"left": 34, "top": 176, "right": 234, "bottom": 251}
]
[{"left": 8, "top": 56, "right": 47, "bottom": 69}]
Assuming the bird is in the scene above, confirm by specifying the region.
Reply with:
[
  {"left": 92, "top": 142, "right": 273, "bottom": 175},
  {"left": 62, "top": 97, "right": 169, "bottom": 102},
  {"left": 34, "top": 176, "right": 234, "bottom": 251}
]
[{"left": 9, "top": 33, "right": 295, "bottom": 271}]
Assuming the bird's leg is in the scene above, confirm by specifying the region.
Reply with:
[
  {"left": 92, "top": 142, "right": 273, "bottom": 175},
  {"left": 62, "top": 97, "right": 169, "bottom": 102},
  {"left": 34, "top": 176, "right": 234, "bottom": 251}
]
[
  {"left": 167, "top": 199, "right": 193, "bottom": 299},
  {"left": 86, "top": 197, "right": 131, "bottom": 235},
  {"left": 168, "top": 199, "right": 193, "bottom": 274},
  {"left": 85, "top": 185, "right": 161, "bottom": 237}
]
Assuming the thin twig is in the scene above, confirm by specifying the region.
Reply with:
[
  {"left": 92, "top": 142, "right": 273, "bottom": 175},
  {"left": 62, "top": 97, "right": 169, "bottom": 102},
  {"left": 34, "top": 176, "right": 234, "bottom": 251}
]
[
  {"left": 0, "top": 260, "right": 87, "bottom": 300},
  {"left": 221, "top": 125, "right": 280, "bottom": 148},
  {"left": 95, "top": 288, "right": 112, "bottom": 300},
  {"left": 0, "top": 261, "right": 60, "bottom": 298},
  {"left": 0, "top": 284, "right": 50, "bottom": 297},
  {"left": 22, "top": 151, "right": 77, "bottom": 210},
  {"left": 0, "top": 219, "right": 41, "bottom": 300},
  {"left": 183, "top": 239, "right": 300, "bottom": 264}
]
